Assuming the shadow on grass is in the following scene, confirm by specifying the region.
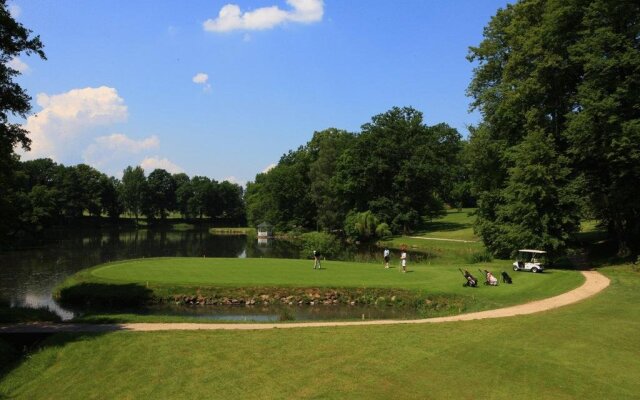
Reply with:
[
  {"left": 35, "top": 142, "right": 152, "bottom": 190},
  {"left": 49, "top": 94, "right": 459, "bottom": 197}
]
[
  {"left": 58, "top": 283, "right": 154, "bottom": 308},
  {"left": 0, "top": 331, "right": 117, "bottom": 396},
  {"left": 0, "top": 298, "right": 125, "bottom": 394},
  {"left": 563, "top": 235, "right": 636, "bottom": 269}
]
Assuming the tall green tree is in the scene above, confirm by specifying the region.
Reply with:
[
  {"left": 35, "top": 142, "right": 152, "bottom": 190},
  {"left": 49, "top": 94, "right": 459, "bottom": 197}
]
[
  {"left": 121, "top": 166, "right": 147, "bottom": 221},
  {"left": 75, "top": 164, "right": 105, "bottom": 217},
  {"left": 188, "top": 176, "right": 213, "bottom": 219},
  {"left": 468, "top": 0, "right": 639, "bottom": 256},
  {"left": 146, "top": 169, "right": 176, "bottom": 220},
  {"left": 173, "top": 173, "right": 192, "bottom": 218},
  {"left": 20, "top": 158, "right": 61, "bottom": 189},
  {"left": 245, "top": 173, "right": 272, "bottom": 227},
  {"left": 565, "top": 0, "right": 640, "bottom": 255},
  {"left": 245, "top": 147, "right": 314, "bottom": 230},
  {"left": 335, "top": 107, "right": 453, "bottom": 233},
  {"left": 476, "top": 130, "right": 580, "bottom": 257},
  {"left": 24, "top": 185, "right": 58, "bottom": 229},
  {"left": 217, "top": 180, "right": 245, "bottom": 224},
  {"left": 58, "top": 166, "right": 85, "bottom": 218},
  {"left": 448, "top": 140, "right": 476, "bottom": 209},
  {"left": 0, "top": 1, "right": 46, "bottom": 240},
  {"left": 99, "top": 176, "right": 123, "bottom": 220},
  {"left": 307, "top": 128, "right": 354, "bottom": 231}
]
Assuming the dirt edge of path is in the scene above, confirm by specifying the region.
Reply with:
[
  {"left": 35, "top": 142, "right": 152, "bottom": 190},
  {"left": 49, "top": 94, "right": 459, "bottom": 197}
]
[{"left": 0, "top": 271, "right": 609, "bottom": 333}]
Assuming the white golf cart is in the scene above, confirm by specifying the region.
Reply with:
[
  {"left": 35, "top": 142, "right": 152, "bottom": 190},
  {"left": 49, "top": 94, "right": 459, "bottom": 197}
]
[{"left": 512, "top": 249, "right": 546, "bottom": 273}]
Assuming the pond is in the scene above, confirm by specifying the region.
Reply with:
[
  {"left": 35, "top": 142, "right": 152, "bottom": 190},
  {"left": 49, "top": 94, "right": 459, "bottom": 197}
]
[{"left": 0, "top": 226, "right": 418, "bottom": 321}]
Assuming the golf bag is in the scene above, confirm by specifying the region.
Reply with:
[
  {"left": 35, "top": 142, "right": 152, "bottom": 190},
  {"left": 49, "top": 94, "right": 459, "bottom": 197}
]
[
  {"left": 501, "top": 271, "right": 513, "bottom": 284},
  {"left": 479, "top": 269, "right": 499, "bottom": 286},
  {"left": 459, "top": 268, "right": 478, "bottom": 288}
]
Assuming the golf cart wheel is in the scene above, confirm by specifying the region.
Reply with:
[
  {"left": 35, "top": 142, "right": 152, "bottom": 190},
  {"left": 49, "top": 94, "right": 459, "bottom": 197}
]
[
  {"left": 513, "top": 265, "right": 519, "bottom": 271},
  {"left": 531, "top": 267, "right": 539, "bottom": 273}
]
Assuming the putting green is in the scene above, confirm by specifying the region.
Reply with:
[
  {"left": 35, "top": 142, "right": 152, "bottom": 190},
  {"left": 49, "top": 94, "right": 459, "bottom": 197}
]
[{"left": 77, "top": 257, "right": 584, "bottom": 307}]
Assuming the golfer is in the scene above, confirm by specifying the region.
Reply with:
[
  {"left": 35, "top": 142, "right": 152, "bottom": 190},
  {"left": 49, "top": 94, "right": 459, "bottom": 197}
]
[
  {"left": 383, "top": 248, "right": 390, "bottom": 268},
  {"left": 313, "top": 250, "right": 321, "bottom": 270},
  {"left": 400, "top": 250, "right": 407, "bottom": 273}
]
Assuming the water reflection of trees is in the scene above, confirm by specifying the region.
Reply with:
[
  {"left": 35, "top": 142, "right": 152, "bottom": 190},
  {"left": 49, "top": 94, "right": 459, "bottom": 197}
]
[
  {"left": 0, "top": 228, "right": 251, "bottom": 307},
  {"left": 245, "top": 238, "right": 301, "bottom": 259}
]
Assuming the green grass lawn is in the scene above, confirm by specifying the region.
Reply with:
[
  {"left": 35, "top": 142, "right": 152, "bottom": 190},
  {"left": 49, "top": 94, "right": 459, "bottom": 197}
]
[
  {"left": 380, "top": 208, "right": 492, "bottom": 263},
  {"left": 55, "top": 257, "right": 584, "bottom": 322},
  {"left": 2, "top": 264, "right": 638, "bottom": 399},
  {"left": 81, "top": 257, "right": 544, "bottom": 291},
  {"left": 417, "top": 208, "right": 478, "bottom": 241}
]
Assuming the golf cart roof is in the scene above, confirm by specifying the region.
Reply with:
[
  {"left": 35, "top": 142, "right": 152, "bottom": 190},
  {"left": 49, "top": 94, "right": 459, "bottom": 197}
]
[{"left": 518, "top": 249, "right": 547, "bottom": 254}]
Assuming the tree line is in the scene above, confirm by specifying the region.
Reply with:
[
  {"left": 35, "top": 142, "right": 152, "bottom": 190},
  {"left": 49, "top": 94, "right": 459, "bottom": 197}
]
[
  {"left": 1, "top": 159, "right": 246, "bottom": 238},
  {"left": 245, "top": 107, "right": 473, "bottom": 241}
]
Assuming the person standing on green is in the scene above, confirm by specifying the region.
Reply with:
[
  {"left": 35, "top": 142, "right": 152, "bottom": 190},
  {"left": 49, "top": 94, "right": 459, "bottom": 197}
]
[
  {"left": 383, "top": 248, "right": 390, "bottom": 268},
  {"left": 400, "top": 249, "right": 407, "bottom": 273},
  {"left": 313, "top": 250, "right": 321, "bottom": 270}
]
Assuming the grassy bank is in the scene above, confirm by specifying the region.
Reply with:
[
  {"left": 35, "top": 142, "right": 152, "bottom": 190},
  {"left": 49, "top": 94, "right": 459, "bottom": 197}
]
[{"left": 2, "top": 265, "right": 637, "bottom": 399}]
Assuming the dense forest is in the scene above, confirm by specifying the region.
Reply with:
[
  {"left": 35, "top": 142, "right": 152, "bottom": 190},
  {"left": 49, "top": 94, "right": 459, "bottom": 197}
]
[{"left": 1, "top": 0, "right": 638, "bottom": 258}]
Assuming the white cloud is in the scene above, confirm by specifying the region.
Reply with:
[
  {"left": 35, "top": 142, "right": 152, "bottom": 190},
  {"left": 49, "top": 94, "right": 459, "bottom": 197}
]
[
  {"left": 94, "top": 133, "right": 159, "bottom": 152},
  {"left": 224, "top": 176, "right": 245, "bottom": 186},
  {"left": 192, "top": 72, "right": 211, "bottom": 92},
  {"left": 17, "top": 86, "right": 180, "bottom": 178},
  {"left": 192, "top": 73, "right": 209, "bottom": 84},
  {"left": 8, "top": 57, "right": 29, "bottom": 73},
  {"left": 20, "top": 86, "right": 128, "bottom": 160},
  {"left": 140, "top": 156, "right": 184, "bottom": 174},
  {"left": 83, "top": 133, "right": 160, "bottom": 168},
  {"left": 262, "top": 163, "right": 276, "bottom": 173},
  {"left": 8, "top": 3, "right": 21, "bottom": 18},
  {"left": 203, "top": 0, "right": 323, "bottom": 32}
]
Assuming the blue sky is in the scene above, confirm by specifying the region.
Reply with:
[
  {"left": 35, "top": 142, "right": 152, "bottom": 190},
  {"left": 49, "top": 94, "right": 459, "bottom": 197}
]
[{"left": 11, "top": 0, "right": 509, "bottom": 185}]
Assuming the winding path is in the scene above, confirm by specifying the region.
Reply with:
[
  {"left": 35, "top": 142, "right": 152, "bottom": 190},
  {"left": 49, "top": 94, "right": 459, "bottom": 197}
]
[{"left": 0, "top": 271, "right": 609, "bottom": 333}]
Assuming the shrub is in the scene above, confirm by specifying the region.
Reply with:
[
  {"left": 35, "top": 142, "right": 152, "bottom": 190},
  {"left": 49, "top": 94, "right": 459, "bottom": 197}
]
[
  {"left": 345, "top": 210, "right": 392, "bottom": 241},
  {"left": 344, "top": 210, "right": 378, "bottom": 241},
  {"left": 375, "top": 222, "right": 392, "bottom": 239}
]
